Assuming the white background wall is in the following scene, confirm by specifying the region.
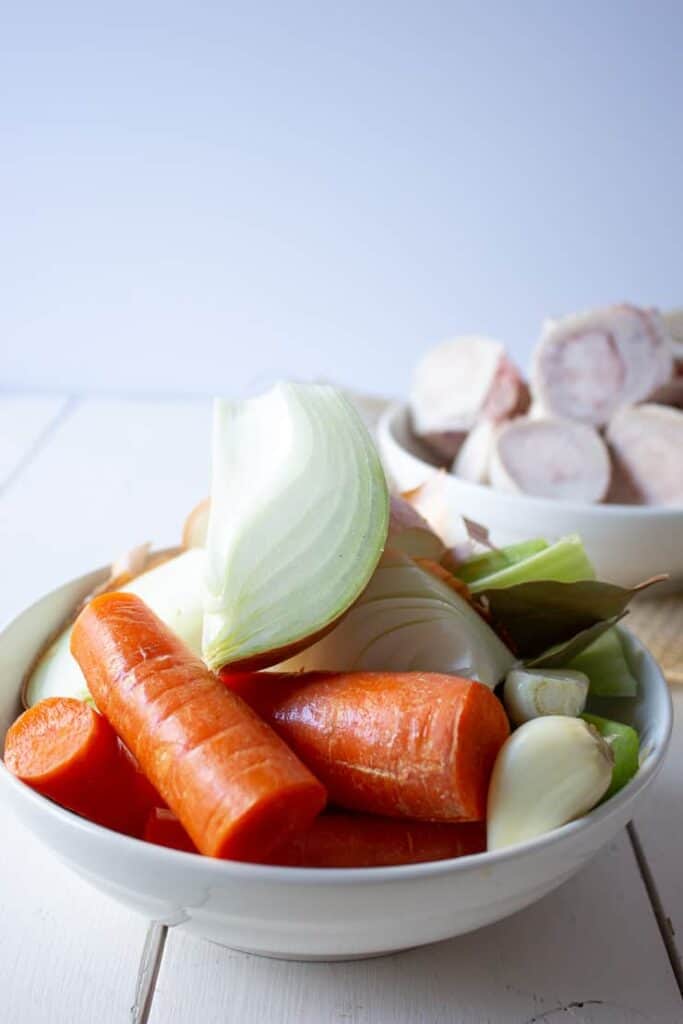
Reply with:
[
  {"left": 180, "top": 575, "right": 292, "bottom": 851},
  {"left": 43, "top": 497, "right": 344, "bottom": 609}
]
[{"left": 2, "top": 2, "right": 682, "bottom": 399}]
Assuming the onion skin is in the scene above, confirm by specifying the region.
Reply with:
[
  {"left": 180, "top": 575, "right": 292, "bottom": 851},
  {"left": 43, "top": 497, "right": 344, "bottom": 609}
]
[{"left": 182, "top": 498, "right": 210, "bottom": 549}]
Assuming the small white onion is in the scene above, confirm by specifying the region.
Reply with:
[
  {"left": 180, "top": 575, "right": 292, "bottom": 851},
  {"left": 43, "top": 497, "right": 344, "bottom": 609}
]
[{"left": 503, "top": 668, "right": 589, "bottom": 726}]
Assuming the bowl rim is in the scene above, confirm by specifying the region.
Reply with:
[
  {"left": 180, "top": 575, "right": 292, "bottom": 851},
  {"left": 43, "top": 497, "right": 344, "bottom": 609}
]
[
  {"left": 379, "top": 401, "right": 683, "bottom": 520},
  {"left": 0, "top": 570, "right": 673, "bottom": 888}
]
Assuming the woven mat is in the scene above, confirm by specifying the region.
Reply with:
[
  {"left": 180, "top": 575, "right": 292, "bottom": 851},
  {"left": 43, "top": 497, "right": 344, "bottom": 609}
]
[{"left": 628, "top": 592, "right": 683, "bottom": 686}]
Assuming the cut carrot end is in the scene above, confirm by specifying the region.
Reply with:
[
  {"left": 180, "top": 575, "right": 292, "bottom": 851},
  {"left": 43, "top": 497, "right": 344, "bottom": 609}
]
[
  {"left": 456, "top": 683, "right": 511, "bottom": 819},
  {"left": 144, "top": 808, "right": 198, "bottom": 853},
  {"left": 4, "top": 697, "right": 117, "bottom": 789},
  {"left": 212, "top": 781, "right": 327, "bottom": 862}
]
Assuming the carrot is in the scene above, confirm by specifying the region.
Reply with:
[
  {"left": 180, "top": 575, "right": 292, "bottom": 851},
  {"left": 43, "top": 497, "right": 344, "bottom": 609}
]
[
  {"left": 144, "top": 807, "right": 198, "bottom": 853},
  {"left": 221, "top": 671, "right": 510, "bottom": 822},
  {"left": 4, "top": 697, "right": 157, "bottom": 835},
  {"left": 143, "top": 808, "right": 485, "bottom": 866},
  {"left": 270, "top": 813, "right": 486, "bottom": 867},
  {"left": 70, "top": 592, "right": 327, "bottom": 860}
]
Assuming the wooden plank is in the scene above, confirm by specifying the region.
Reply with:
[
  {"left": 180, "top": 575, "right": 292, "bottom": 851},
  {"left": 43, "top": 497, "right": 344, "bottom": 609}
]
[
  {"left": 150, "top": 835, "right": 682, "bottom": 1023},
  {"left": 631, "top": 687, "right": 683, "bottom": 971},
  {"left": 0, "top": 396, "right": 177, "bottom": 1023},
  {"left": 0, "top": 395, "right": 67, "bottom": 485},
  {"left": 3, "top": 396, "right": 681, "bottom": 1021},
  {"left": 0, "top": 396, "right": 211, "bottom": 620},
  {"left": 0, "top": 825, "right": 155, "bottom": 1024}
]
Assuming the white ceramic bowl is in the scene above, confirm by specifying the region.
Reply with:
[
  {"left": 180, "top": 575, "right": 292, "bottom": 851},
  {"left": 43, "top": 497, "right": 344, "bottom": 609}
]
[
  {"left": 378, "top": 402, "right": 683, "bottom": 589},
  {"left": 0, "top": 567, "right": 672, "bottom": 961}
]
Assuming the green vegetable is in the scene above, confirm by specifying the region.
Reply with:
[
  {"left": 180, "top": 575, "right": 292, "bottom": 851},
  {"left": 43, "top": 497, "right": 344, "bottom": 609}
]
[
  {"left": 456, "top": 539, "right": 549, "bottom": 585},
  {"left": 566, "top": 628, "right": 638, "bottom": 698},
  {"left": 480, "top": 577, "right": 660, "bottom": 660},
  {"left": 582, "top": 714, "right": 640, "bottom": 798},
  {"left": 527, "top": 615, "right": 625, "bottom": 671},
  {"left": 202, "top": 382, "right": 390, "bottom": 671},
  {"left": 467, "top": 534, "right": 595, "bottom": 594}
]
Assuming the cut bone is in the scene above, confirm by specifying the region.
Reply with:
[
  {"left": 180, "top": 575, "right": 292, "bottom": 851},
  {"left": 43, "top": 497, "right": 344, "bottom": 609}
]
[
  {"left": 489, "top": 416, "right": 611, "bottom": 503},
  {"left": 410, "top": 336, "right": 528, "bottom": 460},
  {"left": 664, "top": 308, "right": 683, "bottom": 365},
  {"left": 606, "top": 403, "right": 683, "bottom": 506},
  {"left": 452, "top": 419, "right": 497, "bottom": 484},
  {"left": 531, "top": 304, "right": 673, "bottom": 427}
]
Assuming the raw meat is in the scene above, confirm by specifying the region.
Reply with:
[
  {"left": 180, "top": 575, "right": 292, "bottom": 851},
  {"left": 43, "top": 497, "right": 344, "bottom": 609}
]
[
  {"left": 489, "top": 416, "right": 611, "bottom": 503},
  {"left": 606, "top": 404, "right": 683, "bottom": 505},
  {"left": 410, "top": 337, "right": 528, "bottom": 460},
  {"left": 531, "top": 305, "right": 673, "bottom": 427},
  {"left": 664, "top": 309, "right": 683, "bottom": 365}
]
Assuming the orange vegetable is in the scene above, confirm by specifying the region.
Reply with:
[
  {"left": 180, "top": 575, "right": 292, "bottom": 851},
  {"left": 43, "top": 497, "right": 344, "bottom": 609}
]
[
  {"left": 4, "top": 697, "right": 157, "bottom": 835},
  {"left": 144, "top": 807, "right": 198, "bottom": 853},
  {"left": 271, "top": 813, "right": 486, "bottom": 867},
  {"left": 71, "top": 593, "right": 327, "bottom": 860},
  {"left": 143, "top": 808, "right": 485, "bottom": 866},
  {"left": 222, "top": 671, "right": 509, "bottom": 822}
]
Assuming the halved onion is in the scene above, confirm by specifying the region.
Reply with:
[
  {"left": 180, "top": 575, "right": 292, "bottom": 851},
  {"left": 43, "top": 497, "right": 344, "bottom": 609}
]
[
  {"left": 202, "top": 382, "right": 390, "bottom": 671},
  {"left": 277, "top": 549, "right": 515, "bottom": 688},
  {"left": 181, "top": 493, "right": 439, "bottom": 561}
]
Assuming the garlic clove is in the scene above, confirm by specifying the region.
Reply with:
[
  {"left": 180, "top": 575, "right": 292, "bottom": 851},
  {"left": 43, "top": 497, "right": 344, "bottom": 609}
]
[
  {"left": 487, "top": 716, "right": 614, "bottom": 851},
  {"left": 503, "top": 668, "right": 589, "bottom": 726}
]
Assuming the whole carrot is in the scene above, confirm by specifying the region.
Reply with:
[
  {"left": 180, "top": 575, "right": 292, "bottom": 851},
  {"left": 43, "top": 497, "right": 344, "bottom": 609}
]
[
  {"left": 222, "top": 671, "right": 509, "bottom": 822},
  {"left": 71, "top": 593, "right": 326, "bottom": 860},
  {"left": 4, "top": 697, "right": 158, "bottom": 835},
  {"left": 143, "top": 808, "right": 485, "bottom": 866}
]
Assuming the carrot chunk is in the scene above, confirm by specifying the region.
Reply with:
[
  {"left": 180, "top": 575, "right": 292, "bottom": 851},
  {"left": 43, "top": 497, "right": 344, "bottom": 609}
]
[
  {"left": 70, "top": 592, "right": 326, "bottom": 860},
  {"left": 4, "top": 697, "right": 157, "bottom": 835},
  {"left": 144, "top": 807, "right": 198, "bottom": 853},
  {"left": 270, "top": 813, "right": 486, "bottom": 867},
  {"left": 143, "top": 807, "right": 485, "bottom": 866},
  {"left": 222, "top": 671, "right": 509, "bottom": 822}
]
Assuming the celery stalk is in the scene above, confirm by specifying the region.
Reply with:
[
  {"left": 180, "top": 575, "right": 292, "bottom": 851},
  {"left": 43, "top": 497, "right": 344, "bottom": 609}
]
[
  {"left": 467, "top": 534, "right": 595, "bottom": 593},
  {"left": 582, "top": 714, "right": 639, "bottom": 798},
  {"left": 456, "top": 539, "right": 548, "bottom": 585},
  {"left": 566, "top": 628, "right": 638, "bottom": 698}
]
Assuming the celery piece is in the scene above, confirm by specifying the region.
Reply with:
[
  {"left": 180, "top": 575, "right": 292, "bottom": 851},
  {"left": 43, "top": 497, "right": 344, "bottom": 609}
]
[
  {"left": 456, "top": 538, "right": 548, "bottom": 585},
  {"left": 468, "top": 534, "right": 595, "bottom": 594},
  {"left": 582, "top": 713, "right": 639, "bottom": 798},
  {"left": 567, "top": 628, "right": 638, "bottom": 698}
]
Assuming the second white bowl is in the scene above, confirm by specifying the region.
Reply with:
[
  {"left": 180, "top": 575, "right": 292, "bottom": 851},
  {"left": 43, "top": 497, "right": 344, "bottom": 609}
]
[{"left": 378, "top": 402, "right": 683, "bottom": 588}]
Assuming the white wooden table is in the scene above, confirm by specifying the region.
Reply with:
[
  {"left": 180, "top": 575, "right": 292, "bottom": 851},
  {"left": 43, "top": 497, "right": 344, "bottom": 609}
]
[{"left": 1, "top": 394, "right": 681, "bottom": 1024}]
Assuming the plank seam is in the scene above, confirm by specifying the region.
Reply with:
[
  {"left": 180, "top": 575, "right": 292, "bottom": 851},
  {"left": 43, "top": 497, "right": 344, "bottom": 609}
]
[
  {"left": 627, "top": 821, "right": 683, "bottom": 999},
  {"left": 0, "top": 395, "right": 80, "bottom": 495},
  {"left": 1, "top": 393, "right": 169, "bottom": 1023},
  {"left": 131, "top": 923, "right": 168, "bottom": 1024}
]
